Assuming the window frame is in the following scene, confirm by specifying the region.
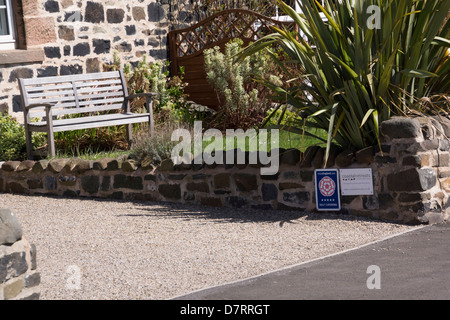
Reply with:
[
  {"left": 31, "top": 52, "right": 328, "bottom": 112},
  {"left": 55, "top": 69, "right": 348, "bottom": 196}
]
[{"left": 0, "top": 0, "right": 16, "bottom": 50}]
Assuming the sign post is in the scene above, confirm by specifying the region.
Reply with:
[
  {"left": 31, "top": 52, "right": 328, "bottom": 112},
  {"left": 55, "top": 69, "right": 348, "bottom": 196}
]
[{"left": 315, "top": 169, "right": 341, "bottom": 211}]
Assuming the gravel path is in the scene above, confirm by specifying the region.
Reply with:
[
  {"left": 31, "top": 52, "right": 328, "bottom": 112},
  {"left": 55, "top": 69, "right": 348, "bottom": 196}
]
[{"left": 0, "top": 193, "right": 418, "bottom": 300}]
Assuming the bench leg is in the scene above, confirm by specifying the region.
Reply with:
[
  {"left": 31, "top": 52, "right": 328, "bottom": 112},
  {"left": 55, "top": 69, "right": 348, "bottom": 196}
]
[
  {"left": 25, "top": 130, "right": 33, "bottom": 160},
  {"left": 47, "top": 127, "right": 56, "bottom": 158},
  {"left": 126, "top": 124, "right": 133, "bottom": 146}
]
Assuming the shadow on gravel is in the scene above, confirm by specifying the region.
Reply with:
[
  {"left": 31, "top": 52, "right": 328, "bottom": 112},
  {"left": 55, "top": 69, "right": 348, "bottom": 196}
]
[
  {"left": 2, "top": 193, "right": 404, "bottom": 226},
  {"left": 117, "top": 199, "right": 399, "bottom": 226}
]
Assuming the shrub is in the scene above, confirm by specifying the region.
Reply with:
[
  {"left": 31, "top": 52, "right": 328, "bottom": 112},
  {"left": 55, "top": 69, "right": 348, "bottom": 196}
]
[
  {"left": 204, "top": 39, "right": 282, "bottom": 130},
  {"left": 0, "top": 114, "right": 45, "bottom": 161},
  {"left": 0, "top": 114, "right": 26, "bottom": 161},
  {"left": 128, "top": 122, "right": 181, "bottom": 166},
  {"left": 240, "top": 0, "right": 450, "bottom": 164}
]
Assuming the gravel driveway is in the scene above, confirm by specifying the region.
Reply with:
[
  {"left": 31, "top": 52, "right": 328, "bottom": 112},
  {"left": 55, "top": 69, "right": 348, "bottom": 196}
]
[{"left": 0, "top": 193, "right": 417, "bottom": 300}]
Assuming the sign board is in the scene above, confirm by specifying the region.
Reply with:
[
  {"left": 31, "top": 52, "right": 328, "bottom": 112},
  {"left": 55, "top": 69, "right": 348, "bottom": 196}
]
[
  {"left": 339, "top": 168, "right": 374, "bottom": 196},
  {"left": 315, "top": 169, "right": 341, "bottom": 211}
]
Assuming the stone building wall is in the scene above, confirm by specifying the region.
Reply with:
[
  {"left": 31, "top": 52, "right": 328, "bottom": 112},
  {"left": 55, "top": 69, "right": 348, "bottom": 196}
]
[
  {"left": 0, "top": 208, "right": 40, "bottom": 300},
  {"left": 0, "top": 116, "right": 449, "bottom": 225},
  {"left": 0, "top": 0, "right": 171, "bottom": 121}
]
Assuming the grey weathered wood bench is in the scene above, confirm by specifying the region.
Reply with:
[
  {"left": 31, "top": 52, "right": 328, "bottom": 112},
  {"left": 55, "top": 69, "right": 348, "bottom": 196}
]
[{"left": 18, "top": 70, "right": 155, "bottom": 159}]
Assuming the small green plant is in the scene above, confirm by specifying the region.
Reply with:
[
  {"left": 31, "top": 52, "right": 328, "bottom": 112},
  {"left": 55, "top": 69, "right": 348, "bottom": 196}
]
[
  {"left": 0, "top": 114, "right": 45, "bottom": 161},
  {"left": 128, "top": 123, "right": 182, "bottom": 166},
  {"left": 105, "top": 52, "right": 200, "bottom": 126},
  {"left": 204, "top": 38, "right": 281, "bottom": 130},
  {"left": 0, "top": 114, "right": 26, "bottom": 161}
]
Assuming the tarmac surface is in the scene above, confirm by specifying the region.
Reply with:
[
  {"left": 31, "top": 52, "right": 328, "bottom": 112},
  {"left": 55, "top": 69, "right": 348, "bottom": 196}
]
[{"left": 174, "top": 223, "right": 450, "bottom": 300}]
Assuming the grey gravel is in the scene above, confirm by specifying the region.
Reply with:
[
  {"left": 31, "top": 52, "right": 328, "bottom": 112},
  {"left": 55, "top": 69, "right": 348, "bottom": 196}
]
[{"left": 0, "top": 193, "right": 417, "bottom": 300}]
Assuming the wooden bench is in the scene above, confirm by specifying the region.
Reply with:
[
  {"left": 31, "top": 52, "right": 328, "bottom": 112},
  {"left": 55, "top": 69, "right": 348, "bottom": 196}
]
[{"left": 18, "top": 70, "right": 155, "bottom": 159}]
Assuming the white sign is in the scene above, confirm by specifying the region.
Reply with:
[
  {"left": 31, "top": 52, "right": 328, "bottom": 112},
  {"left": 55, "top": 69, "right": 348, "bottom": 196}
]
[{"left": 339, "top": 168, "right": 374, "bottom": 196}]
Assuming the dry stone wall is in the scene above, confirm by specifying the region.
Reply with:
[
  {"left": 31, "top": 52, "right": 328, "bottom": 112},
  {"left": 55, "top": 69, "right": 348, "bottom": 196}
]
[
  {"left": 1, "top": 116, "right": 450, "bottom": 225},
  {"left": 0, "top": 208, "right": 40, "bottom": 300},
  {"left": 0, "top": 0, "right": 171, "bottom": 120}
]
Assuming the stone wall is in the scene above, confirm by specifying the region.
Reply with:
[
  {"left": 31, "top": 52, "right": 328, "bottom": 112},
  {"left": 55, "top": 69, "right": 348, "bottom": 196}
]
[
  {"left": 0, "top": 208, "right": 40, "bottom": 300},
  {"left": 0, "top": 0, "right": 171, "bottom": 120},
  {"left": 0, "top": 116, "right": 449, "bottom": 225}
]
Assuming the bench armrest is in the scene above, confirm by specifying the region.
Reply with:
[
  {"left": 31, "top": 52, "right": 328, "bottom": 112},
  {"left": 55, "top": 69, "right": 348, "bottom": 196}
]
[
  {"left": 125, "top": 92, "right": 157, "bottom": 100},
  {"left": 25, "top": 103, "right": 55, "bottom": 110}
]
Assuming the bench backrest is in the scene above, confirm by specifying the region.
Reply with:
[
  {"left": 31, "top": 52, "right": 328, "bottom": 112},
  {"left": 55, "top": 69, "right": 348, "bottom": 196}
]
[{"left": 19, "top": 70, "right": 129, "bottom": 122}]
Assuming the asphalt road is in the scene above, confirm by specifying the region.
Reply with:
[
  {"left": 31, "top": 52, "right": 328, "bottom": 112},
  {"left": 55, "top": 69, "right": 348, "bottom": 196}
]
[{"left": 174, "top": 223, "right": 450, "bottom": 300}]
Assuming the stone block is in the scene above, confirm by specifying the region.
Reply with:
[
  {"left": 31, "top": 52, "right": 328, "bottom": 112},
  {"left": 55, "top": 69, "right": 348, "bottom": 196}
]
[
  {"left": 261, "top": 183, "right": 277, "bottom": 201},
  {"left": 300, "top": 146, "right": 320, "bottom": 168},
  {"left": 107, "top": 8, "right": 125, "bottom": 23},
  {"left": 186, "top": 182, "right": 210, "bottom": 193},
  {"left": 17, "top": 161, "right": 35, "bottom": 173},
  {"left": 283, "top": 191, "right": 310, "bottom": 205},
  {"left": 0, "top": 209, "right": 22, "bottom": 246},
  {"left": 93, "top": 158, "right": 111, "bottom": 171},
  {"left": 73, "top": 43, "right": 90, "bottom": 57},
  {"left": 27, "top": 179, "right": 43, "bottom": 190},
  {"left": 6, "top": 182, "right": 26, "bottom": 194},
  {"left": 279, "top": 182, "right": 304, "bottom": 190},
  {"left": 335, "top": 149, "right": 355, "bottom": 167},
  {"left": 24, "top": 17, "right": 57, "bottom": 46},
  {"left": 122, "top": 160, "right": 138, "bottom": 172},
  {"left": 148, "top": 3, "right": 166, "bottom": 22},
  {"left": 44, "top": 0, "right": 59, "bottom": 12},
  {"left": 44, "top": 47, "right": 61, "bottom": 59},
  {"left": 380, "top": 117, "right": 422, "bottom": 140},
  {"left": 24, "top": 271, "right": 40, "bottom": 288},
  {"left": 45, "top": 176, "right": 57, "bottom": 191},
  {"left": 0, "top": 251, "right": 27, "bottom": 283},
  {"left": 213, "top": 173, "right": 230, "bottom": 189},
  {"left": 106, "top": 159, "right": 122, "bottom": 171},
  {"left": 100, "top": 176, "right": 111, "bottom": 191},
  {"left": 58, "top": 176, "right": 77, "bottom": 186},
  {"left": 3, "top": 278, "right": 24, "bottom": 300},
  {"left": 113, "top": 175, "right": 143, "bottom": 190},
  {"left": 312, "top": 148, "right": 324, "bottom": 168},
  {"left": 58, "top": 26, "right": 75, "bottom": 41},
  {"left": 1, "top": 161, "right": 21, "bottom": 172},
  {"left": 93, "top": 39, "right": 111, "bottom": 54},
  {"left": 225, "top": 196, "right": 248, "bottom": 208},
  {"left": 158, "top": 159, "right": 174, "bottom": 172},
  {"left": 280, "top": 148, "right": 301, "bottom": 165},
  {"left": 132, "top": 7, "right": 146, "bottom": 21},
  {"left": 387, "top": 168, "right": 436, "bottom": 192},
  {"left": 234, "top": 174, "right": 257, "bottom": 191},
  {"left": 84, "top": 2, "right": 105, "bottom": 23},
  {"left": 81, "top": 176, "right": 100, "bottom": 194},
  {"left": 47, "top": 159, "right": 67, "bottom": 173},
  {"left": 200, "top": 197, "right": 222, "bottom": 207},
  {"left": 158, "top": 184, "right": 181, "bottom": 200},
  {"left": 32, "top": 160, "right": 49, "bottom": 174}
]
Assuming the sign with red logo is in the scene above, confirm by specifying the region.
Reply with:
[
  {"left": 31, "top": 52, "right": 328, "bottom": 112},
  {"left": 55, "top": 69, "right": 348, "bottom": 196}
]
[{"left": 315, "top": 169, "right": 341, "bottom": 211}]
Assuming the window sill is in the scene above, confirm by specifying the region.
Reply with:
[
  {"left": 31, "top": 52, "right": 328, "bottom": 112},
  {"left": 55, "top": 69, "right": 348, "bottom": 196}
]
[{"left": 0, "top": 48, "right": 45, "bottom": 66}]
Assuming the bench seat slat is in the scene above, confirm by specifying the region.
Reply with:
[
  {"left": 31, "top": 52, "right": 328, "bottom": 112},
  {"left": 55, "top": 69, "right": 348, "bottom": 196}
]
[
  {"left": 29, "top": 91, "right": 124, "bottom": 105},
  {"left": 26, "top": 85, "right": 124, "bottom": 99},
  {"left": 28, "top": 104, "right": 125, "bottom": 118},
  {"left": 28, "top": 113, "right": 150, "bottom": 132},
  {"left": 24, "top": 79, "right": 123, "bottom": 93},
  {"left": 21, "top": 71, "right": 122, "bottom": 86}
]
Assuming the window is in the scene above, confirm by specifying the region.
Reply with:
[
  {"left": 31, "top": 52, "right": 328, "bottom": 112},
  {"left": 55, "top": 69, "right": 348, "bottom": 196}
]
[{"left": 0, "top": 0, "right": 15, "bottom": 50}]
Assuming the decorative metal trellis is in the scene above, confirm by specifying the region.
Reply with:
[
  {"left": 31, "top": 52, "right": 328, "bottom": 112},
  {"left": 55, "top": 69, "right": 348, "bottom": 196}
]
[{"left": 168, "top": 9, "right": 294, "bottom": 109}]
